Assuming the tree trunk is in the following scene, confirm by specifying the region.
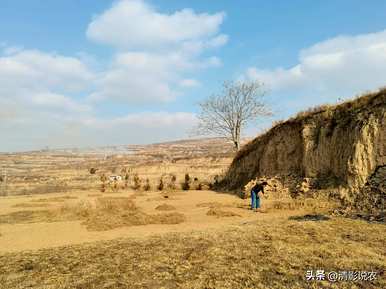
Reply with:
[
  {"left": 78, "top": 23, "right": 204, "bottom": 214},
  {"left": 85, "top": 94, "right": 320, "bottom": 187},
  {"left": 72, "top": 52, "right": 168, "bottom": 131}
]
[
  {"left": 234, "top": 140, "right": 240, "bottom": 151},
  {"left": 233, "top": 123, "right": 241, "bottom": 151}
]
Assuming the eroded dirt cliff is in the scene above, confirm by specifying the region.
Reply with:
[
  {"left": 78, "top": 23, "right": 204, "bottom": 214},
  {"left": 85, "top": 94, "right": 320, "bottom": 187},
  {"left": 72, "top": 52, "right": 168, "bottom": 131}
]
[{"left": 221, "top": 89, "right": 386, "bottom": 215}]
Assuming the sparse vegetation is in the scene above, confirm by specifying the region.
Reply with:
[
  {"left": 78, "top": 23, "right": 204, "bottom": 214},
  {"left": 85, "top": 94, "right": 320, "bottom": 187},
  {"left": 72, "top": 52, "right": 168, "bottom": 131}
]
[
  {"left": 206, "top": 208, "right": 241, "bottom": 217},
  {"left": 0, "top": 217, "right": 384, "bottom": 288},
  {"left": 132, "top": 173, "right": 142, "bottom": 190},
  {"left": 143, "top": 178, "right": 151, "bottom": 191},
  {"left": 89, "top": 167, "right": 97, "bottom": 174},
  {"left": 168, "top": 174, "right": 177, "bottom": 190},
  {"left": 124, "top": 173, "right": 130, "bottom": 189},
  {"left": 0, "top": 197, "right": 186, "bottom": 231},
  {"left": 181, "top": 173, "right": 191, "bottom": 190},
  {"left": 100, "top": 174, "right": 107, "bottom": 193},
  {"left": 157, "top": 177, "right": 164, "bottom": 191},
  {"left": 155, "top": 204, "right": 176, "bottom": 211}
]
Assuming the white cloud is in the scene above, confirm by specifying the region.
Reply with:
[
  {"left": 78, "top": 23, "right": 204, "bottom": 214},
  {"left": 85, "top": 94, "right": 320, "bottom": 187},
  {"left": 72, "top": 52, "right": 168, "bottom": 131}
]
[
  {"left": 206, "top": 34, "right": 229, "bottom": 48},
  {"left": 85, "top": 0, "right": 227, "bottom": 104},
  {"left": 31, "top": 92, "right": 91, "bottom": 112},
  {"left": 87, "top": 0, "right": 226, "bottom": 50},
  {"left": 89, "top": 52, "right": 182, "bottom": 103},
  {"left": 246, "top": 29, "right": 386, "bottom": 106},
  {"left": 0, "top": 49, "right": 94, "bottom": 119},
  {"left": 0, "top": 49, "right": 94, "bottom": 94},
  {"left": 179, "top": 78, "right": 200, "bottom": 88}
]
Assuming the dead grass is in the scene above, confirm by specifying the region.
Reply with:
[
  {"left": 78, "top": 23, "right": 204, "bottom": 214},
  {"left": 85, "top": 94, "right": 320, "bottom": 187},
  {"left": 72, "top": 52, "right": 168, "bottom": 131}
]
[
  {"left": 197, "top": 201, "right": 223, "bottom": 208},
  {"left": 32, "top": 196, "right": 78, "bottom": 203},
  {"left": 264, "top": 198, "right": 337, "bottom": 214},
  {"left": 155, "top": 204, "right": 176, "bottom": 211},
  {"left": 83, "top": 197, "right": 185, "bottom": 231},
  {"left": 87, "top": 193, "right": 102, "bottom": 197},
  {"left": 196, "top": 201, "right": 234, "bottom": 209},
  {"left": 12, "top": 202, "right": 52, "bottom": 208},
  {"left": 206, "top": 208, "right": 241, "bottom": 218},
  {"left": 0, "top": 217, "right": 384, "bottom": 288},
  {"left": 0, "top": 197, "right": 186, "bottom": 231},
  {"left": 0, "top": 209, "right": 78, "bottom": 224}
]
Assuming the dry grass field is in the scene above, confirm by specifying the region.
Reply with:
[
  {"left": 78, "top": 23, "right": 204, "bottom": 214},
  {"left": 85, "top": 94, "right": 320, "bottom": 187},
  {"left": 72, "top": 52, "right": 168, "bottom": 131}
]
[{"left": 0, "top": 138, "right": 385, "bottom": 288}]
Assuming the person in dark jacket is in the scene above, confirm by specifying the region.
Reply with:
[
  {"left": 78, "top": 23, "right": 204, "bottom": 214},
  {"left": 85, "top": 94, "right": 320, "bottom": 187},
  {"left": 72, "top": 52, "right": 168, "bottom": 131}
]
[{"left": 251, "top": 181, "right": 268, "bottom": 211}]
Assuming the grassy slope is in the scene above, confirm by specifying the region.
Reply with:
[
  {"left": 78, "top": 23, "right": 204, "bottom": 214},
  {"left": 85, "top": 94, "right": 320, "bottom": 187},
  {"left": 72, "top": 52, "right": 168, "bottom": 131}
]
[{"left": 0, "top": 216, "right": 384, "bottom": 289}]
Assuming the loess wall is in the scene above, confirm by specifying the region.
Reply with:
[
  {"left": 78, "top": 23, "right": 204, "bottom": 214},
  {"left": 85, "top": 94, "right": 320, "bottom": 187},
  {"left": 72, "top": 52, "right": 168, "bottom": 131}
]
[{"left": 221, "top": 89, "right": 386, "bottom": 211}]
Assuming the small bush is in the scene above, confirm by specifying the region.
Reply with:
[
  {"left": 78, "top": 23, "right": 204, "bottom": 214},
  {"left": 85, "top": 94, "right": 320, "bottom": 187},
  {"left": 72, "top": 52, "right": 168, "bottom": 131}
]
[
  {"left": 144, "top": 179, "right": 151, "bottom": 191},
  {"left": 89, "top": 168, "right": 98, "bottom": 174},
  {"left": 197, "top": 183, "right": 203, "bottom": 190},
  {"left": 132, "top": 174, "right": 142, "bottom": 190},
  {"left": 158, "top": 178, "right": 164, "bottom": 191},
  {"left": 167, "top": 174, "right": 177, "bottom": 190},
  {"left": 112, "top": 180, "right": 119, "bottom": 193},
  {"left": 181, "top": 173, "right": 191, "bottom": 190},
  {"left": 124, "top": 173, "right": 130, "bottom": 189},
  {"left": 100, "top": 174, "right": 107, "bottom": 192},
  {"left": 100, "top": 174, "right": 107, "bottom": 183}
]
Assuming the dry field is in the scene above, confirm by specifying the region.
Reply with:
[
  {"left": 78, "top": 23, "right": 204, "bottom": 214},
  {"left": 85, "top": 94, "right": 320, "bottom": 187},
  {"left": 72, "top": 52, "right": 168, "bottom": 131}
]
[{"left": 0, "top": 138, "right": 385, "bottom": 288}]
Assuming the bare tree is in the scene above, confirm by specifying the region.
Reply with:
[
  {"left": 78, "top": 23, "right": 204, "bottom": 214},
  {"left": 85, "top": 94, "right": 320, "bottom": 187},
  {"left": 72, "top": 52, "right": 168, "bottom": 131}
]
[{"left": 196, "top": 81, "right": 271, "bottom": 150}]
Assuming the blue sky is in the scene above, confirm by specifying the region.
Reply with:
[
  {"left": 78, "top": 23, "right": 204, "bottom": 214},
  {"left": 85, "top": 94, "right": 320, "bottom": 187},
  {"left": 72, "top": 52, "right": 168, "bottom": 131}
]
[{"left": 1, "top": 0, "right": 386, "bottom": 151}]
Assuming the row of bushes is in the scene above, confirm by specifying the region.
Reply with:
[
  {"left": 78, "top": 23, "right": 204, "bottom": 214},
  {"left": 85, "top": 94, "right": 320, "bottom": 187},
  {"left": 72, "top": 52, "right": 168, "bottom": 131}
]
[{"left": 98, "top": 172, "right": 214, "bottom": 193}]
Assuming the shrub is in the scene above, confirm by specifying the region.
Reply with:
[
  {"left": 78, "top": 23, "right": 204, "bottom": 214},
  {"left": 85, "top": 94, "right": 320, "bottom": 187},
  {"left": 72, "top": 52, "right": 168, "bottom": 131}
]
[
  {"left": 181, "top": 173, "right": 191, "bottom": 190},
  {"left": 132, "top": 173, "right": 142, "bottom": 190},
  {"left": 144, "top": 179, "right": 151, "bottom": 191},
  {"left": 112, "top": 180, "right": 119, "bottom": 193},
  {"left": 158, "top": 178, "right": 164, "bottom": 191},
  {"left": 100, "top": 174, "right": 107, "bottom": 193},
  {"left": 167, "top": 174, "right": 177, "bottom": 190},
  {"left": 124, "top": 173, "right": 130, "bottom": 189},
  {"left": 197, "top": 183, "right": 203, "bottom": 190},
  {"left": 89, "top": 168, "right": 98, "bottom": 174}
]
